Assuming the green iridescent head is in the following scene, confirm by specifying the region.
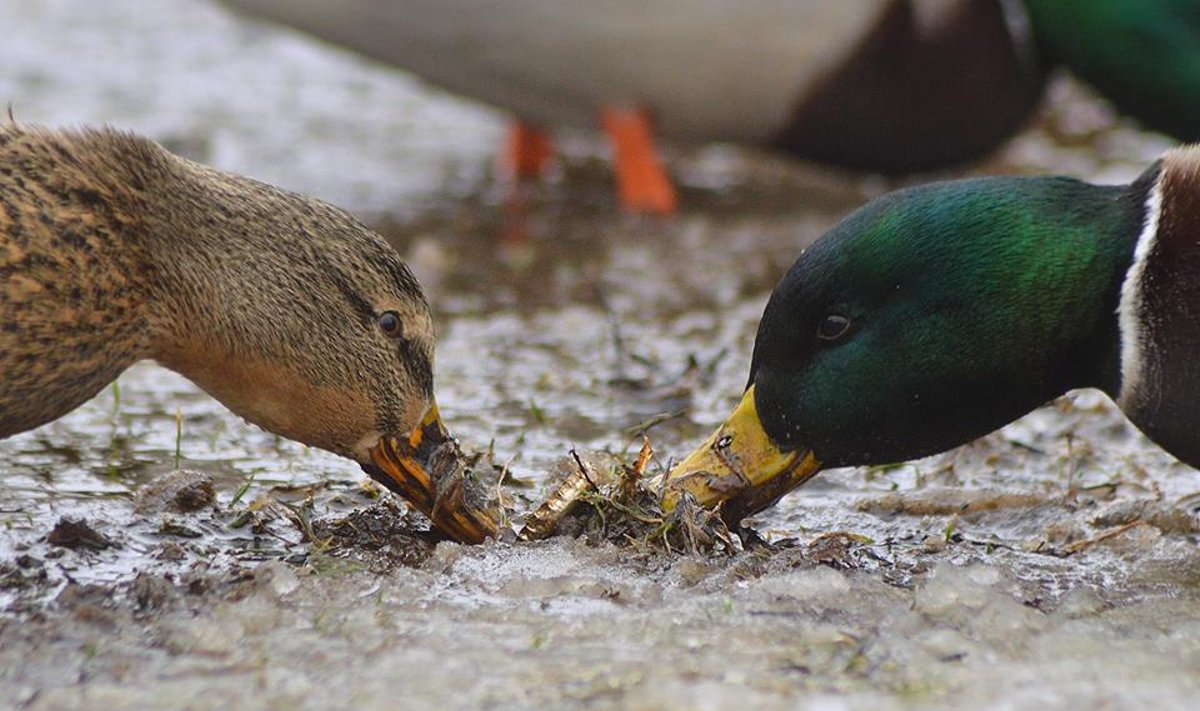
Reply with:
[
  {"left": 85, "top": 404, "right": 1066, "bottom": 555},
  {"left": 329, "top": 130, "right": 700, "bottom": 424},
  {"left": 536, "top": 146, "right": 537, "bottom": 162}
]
[
  {"left": 662, "top": 167, "right": 1161, "bottom": 520},
  {"left": 748, "top": 175, "right": 1147, "bottom": 466}
]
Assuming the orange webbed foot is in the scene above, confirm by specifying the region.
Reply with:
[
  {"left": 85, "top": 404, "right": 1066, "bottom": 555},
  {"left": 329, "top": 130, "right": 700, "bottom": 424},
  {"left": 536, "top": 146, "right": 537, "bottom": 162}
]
[
  {"left": 501, "top": 121, "right": 555, "bottom": 182},
  {"left": 600, "top": 106, "right": 678, "bottom": 215}
]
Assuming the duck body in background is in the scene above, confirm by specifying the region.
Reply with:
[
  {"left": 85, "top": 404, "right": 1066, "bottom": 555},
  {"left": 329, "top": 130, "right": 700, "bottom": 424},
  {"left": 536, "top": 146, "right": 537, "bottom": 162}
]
[
  {"left": 220, "top": 0, "right": 1046, "bottom": 212},
  {"left": 1023, "top": 0, "right": 1200, "bottom": 143}
]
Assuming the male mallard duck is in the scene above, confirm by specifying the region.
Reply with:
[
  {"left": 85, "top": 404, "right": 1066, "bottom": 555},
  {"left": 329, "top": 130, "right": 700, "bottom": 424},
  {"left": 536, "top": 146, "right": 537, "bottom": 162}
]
[
  {"left": 0, "top": 124, "right": 497, "bottom": 542},
  {"left": 662, "top": 145, "right": 1200, "bottom": 521},
  {"left": 219, "top": 0, "right": 1045, "bottom": 213}
]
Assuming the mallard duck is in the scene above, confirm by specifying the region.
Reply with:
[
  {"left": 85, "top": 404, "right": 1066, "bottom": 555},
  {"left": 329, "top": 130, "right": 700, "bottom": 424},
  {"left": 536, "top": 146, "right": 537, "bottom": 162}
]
[
  {"left": 662, "top": 145, "right": 1200, "bottom": 521},
  {"left": 0, "top": 124, "right": 497, "bottom": 542},
  {"left": 219, "top": 0, "right": 1045, "bottom": 213}
]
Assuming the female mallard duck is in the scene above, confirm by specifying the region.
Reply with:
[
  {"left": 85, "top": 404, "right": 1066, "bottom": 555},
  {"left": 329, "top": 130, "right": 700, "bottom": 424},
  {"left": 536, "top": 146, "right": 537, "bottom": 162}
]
[
  {"left": 220, "top": 0, "right": 1045, "bottom": 213},
  {"left": 0, "top": 124, "right": 497, "bottom": 542},
  {"left": 662, "top": 145, "right": 1200, "bottom": 521}
]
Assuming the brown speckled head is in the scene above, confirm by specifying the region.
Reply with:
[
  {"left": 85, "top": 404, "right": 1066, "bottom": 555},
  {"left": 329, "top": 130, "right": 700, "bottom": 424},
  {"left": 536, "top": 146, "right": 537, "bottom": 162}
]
[{"left": 0, "top": 124, "right": 434, "bottom": 463}]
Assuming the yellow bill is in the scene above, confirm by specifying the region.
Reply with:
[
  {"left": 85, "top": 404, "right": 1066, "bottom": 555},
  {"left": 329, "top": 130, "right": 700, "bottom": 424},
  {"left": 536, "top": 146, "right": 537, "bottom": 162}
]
[
  {"left": 661, "top": 385, "right": 822, "bottom": 523},
  {"left": 366, "top": 400, "right": 501, "bottom": 544}
]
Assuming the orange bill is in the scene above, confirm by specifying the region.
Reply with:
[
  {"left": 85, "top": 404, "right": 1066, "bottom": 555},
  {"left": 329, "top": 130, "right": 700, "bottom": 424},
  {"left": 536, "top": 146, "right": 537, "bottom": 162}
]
[
  {"left": 660, "top": 385, "right": 822, "bottom": 524},
  {"left": 366, "top": 401, "right": 501, "bottom": 544}
]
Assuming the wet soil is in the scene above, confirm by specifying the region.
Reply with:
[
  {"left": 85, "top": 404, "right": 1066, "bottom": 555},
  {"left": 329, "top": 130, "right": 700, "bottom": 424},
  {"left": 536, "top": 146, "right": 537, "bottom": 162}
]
[{"left": 2, "top": 1, "right": 1199, "bottom": 709}]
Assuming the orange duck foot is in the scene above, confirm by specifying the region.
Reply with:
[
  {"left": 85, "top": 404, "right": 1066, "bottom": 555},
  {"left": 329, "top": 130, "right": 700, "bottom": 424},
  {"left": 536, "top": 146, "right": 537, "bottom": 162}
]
[
  {"left": 600, "top": 106, "right": 678, "bottom": 216},
  {"left": 502, "top": 121, "right": 555, "bottom": 181},
  {"left": 497, "top": 121, "right": 554, "bottom": 246}
]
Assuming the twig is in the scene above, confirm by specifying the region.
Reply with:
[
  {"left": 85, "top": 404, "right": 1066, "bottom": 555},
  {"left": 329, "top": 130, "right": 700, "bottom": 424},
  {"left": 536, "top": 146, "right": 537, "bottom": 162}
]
[
  {"left": 632, "top": 438, "right": 652, "bottom": 479},
  {"left": 570, "top": 449, "right": 599, "bottom": 491},
  {"left": 1062, "top": 521, "right": 1146, "bottom": 555},
  {"left": 623, "top": 409, "right": 688, "bottom": 438}
]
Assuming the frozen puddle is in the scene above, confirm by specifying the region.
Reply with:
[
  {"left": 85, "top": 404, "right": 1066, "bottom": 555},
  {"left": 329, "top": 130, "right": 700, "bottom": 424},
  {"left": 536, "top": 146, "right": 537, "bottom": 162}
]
[
  {"left": 4, "top": 539, "right": 1200, "bottom": 710},
  {"left": 2, "top": 0, "right": 1200, "bottom": 708}
]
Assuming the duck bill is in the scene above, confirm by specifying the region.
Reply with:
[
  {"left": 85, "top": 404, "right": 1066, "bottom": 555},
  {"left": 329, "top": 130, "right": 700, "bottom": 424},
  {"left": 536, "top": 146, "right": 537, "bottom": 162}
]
[
  {"left": 365, "top": 400, "right": 501, "bottom": 544},
  {"left": 661, "top": 385, "right": 822, "bottom": 524}
]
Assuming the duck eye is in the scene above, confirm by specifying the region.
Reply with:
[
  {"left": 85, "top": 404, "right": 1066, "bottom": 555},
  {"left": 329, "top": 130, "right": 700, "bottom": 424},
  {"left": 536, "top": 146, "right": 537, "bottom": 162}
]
[
  {"left": 377, "top": 311, "right": 403, "bottom": 338},
  {"left": 817, "top": 314, "right": 851, "bottom": 342}
]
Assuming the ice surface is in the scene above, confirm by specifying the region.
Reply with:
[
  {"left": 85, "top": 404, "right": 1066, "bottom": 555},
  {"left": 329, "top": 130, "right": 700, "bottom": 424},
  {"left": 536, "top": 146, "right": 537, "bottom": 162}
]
[{"left": 2, "top": 1, "right": 1200, "bottom": 709}]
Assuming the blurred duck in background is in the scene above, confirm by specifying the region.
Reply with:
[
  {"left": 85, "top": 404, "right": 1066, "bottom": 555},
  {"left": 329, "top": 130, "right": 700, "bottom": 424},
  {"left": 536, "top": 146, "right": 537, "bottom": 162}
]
[
  {"left": 1022, "top": 0, "right": 1200, "bottom": 143},
  {"left": 219, "top": 0, "right": 1200, "bottom": 214}
]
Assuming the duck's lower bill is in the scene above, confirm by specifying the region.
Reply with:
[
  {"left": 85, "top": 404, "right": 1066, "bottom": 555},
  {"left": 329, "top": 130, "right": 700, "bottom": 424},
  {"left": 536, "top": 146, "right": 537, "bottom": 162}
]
[
  {"left": 365, "top": 401, "right": 501, "bottom": 544},
  {"left": 661, "top": 386, "right": 821, "bottom": 524}
]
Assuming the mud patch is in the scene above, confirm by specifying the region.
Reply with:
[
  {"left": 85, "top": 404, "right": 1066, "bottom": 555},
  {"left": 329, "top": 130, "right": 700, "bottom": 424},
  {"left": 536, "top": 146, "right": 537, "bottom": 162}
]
[
  {"left": 310, "top": 499, "right": 437, "bottom": 572},
  {"left": 46, "top": 518, "right": 113, "bottom": 551}
]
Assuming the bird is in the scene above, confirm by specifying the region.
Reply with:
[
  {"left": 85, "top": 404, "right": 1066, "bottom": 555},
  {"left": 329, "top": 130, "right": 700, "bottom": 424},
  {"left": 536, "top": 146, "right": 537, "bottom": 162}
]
[
  {"left": 0, "top": 123, "right": 497, "bottom": 543},
  {"left": 218, "top": 0, "right": 1047, "bottom": 214},
  {"left": 1023, "top": 0, "right": 1200, "bottom": 143},
  {"left": 661, "top": 144, "right": 1200, "bottom": 522}
]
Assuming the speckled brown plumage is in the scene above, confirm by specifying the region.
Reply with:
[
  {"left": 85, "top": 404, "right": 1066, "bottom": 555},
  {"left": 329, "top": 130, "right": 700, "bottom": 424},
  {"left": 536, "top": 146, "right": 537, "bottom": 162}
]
[{"left": 0, "top": 123, "right": 434, "bottom": 463}]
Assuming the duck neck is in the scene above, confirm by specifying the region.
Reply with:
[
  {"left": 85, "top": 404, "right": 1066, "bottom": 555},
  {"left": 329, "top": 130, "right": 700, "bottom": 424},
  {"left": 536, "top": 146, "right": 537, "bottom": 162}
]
[
  {"left": 131, "top": 158, "right": 358, "bottom": 435},
  {"left": 1115, "top": 149, "right": 1200, "bottom": 467},
  {"left": 1005, "top": 164, "right": 1166, "bottom": 403},
  {"left": 1067, "top": 166, "right": 1163, "bottom": 400}
]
